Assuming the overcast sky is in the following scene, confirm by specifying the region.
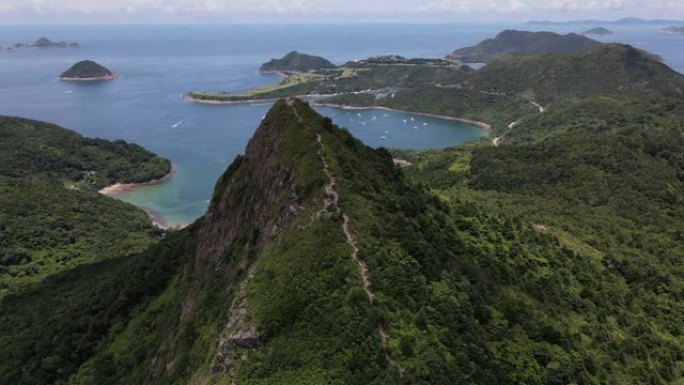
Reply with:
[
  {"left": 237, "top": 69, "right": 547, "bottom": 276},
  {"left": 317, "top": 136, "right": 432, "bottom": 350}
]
[{"left": 0, "top": 0, "right": 682, "bottom": 23}]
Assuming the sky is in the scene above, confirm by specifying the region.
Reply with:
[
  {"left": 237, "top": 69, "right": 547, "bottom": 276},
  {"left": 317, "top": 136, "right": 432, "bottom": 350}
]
[{"left": 0, "top": 0, "right": 682, "bottom": 23}]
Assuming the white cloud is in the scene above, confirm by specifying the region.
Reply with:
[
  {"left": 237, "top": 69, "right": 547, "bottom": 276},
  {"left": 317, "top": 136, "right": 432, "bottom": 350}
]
[{"left": 0, "top": 0, "right": 681, "bottom": 21}]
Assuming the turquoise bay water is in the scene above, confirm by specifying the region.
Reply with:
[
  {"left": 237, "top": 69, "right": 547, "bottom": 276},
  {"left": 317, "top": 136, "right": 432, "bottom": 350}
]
[{"left": 0, "top": 23, "right": 682, "bottom": 226}]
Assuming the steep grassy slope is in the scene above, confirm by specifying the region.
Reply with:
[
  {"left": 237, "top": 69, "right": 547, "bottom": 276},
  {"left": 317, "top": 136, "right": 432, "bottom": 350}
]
[
  {"left": 0, "top": 116, "right": 171, "bottom": 295},
  {"left": 3, "top": 99, "right": 681, "bottom": 385}
]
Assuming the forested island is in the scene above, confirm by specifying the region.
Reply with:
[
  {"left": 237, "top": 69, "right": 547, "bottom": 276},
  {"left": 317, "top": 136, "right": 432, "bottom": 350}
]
[{"left": 59, "top": 60, "right": 118, "bottom": 81}]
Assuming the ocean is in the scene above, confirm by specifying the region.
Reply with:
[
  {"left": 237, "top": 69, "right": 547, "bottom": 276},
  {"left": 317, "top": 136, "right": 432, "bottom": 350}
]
[{"left": 1, "top": 23, "right": 682, "bottom": 226}]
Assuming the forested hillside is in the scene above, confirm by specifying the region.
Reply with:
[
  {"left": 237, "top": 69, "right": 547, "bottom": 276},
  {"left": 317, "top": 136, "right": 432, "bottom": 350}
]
[
  {"left": 0, "top": 116, "right": 171, "bottom": 295},
  {"left": 2, "top": 99, "right": 682, "bottom": 385}
]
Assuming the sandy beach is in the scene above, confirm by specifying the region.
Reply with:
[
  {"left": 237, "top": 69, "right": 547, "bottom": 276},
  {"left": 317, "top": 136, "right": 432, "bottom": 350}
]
[
  {"left": 98, "top": 165, "right": 178, "bottom": 230},
  {"left": 98, "top": 164, "right": 176, "bottom": 197}
]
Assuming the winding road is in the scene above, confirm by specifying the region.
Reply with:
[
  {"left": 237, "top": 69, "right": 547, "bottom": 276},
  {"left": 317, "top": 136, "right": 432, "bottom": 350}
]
[{"left": 493, "top": 100, "right": 545, "bottom": 146}]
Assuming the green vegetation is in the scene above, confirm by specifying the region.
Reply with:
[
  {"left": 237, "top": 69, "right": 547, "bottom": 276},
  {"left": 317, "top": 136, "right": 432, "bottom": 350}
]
[
  {"left": 60, "top": 60, "right": 114, "bottom": 79},
  {"left": 446, "top": 30, "right": 600, "bottom": 63},
  {"left": 0, "top": 116, "right": 171, "bottom": 190},
  {"left": 259, "top": 51, "right": 336, "bottom": 73},
  {"left": 4, "top": 30, "right": 684, "bottom": 385},
  {"left": 0, "top": 116, "right": 171, "bottom": 295},
  {"left": 3, "top": 95, "right": 683, "bottom": 384},
  {"left": 393, "top": 95, "right": 684, "bottom": 384},
  {"left": 0, "top": 225, "right": 196, "bottom": 385},
  {"left": 190, "top": 43, "right": 679, "bottom": 135},
  {"left": 463, "top": 44, "right": 682, "bottom": 104},
  {"left": 187, "top": 56, "right": 467, "bottom": 105}
]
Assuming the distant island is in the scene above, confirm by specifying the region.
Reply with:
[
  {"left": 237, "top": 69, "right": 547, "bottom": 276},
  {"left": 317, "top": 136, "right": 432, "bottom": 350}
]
[
  {"left": 661, "top": 26, "right": 684, "bottom": 34},
  {"left": 259, "top": 51, "right": 336, "bottom": 74},
  {"left": 582, "top": 27, "right": 614, "bottom": 35},
  {"left": 59, "top": 60, "right": 117, "bottom": 81},
  {"left": 527, "top": 17, "right": 684, "bottom": 25},
  {"left": 1, "top": 37, "right": 79, "bottom": 51},
  {"left": 446, "top": 30, "right": 600, "bottom": 63}
]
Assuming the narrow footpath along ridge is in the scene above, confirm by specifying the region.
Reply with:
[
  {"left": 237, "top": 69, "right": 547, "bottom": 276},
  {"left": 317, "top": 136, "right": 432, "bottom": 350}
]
[{"left": 288, "top": 98, "right": 404, "bottom": 376}]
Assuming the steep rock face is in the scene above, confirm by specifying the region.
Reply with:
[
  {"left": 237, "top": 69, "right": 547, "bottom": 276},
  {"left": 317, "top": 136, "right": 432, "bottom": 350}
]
[{"left": 196, "top": 101, "right": 315, "bottom": 265}]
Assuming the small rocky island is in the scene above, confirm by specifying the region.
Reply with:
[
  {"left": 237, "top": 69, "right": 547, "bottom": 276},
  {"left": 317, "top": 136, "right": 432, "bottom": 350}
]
[
  {"left": 259, "top": 51, "right": 336, "bottom": 74},
  {"left": 1, "top": 37, "right": 79, "bottom": 51},
  {"left": 59, "top": 60, "right": 117, "bottom": 81},
  {"left": 582, "top": 27, "right": 614, "bottom": 35},
  {"left": 661, "top": 26, "right": 684, "bottom": 34}
]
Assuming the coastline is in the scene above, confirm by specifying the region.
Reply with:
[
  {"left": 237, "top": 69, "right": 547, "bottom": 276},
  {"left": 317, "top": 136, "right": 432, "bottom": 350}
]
[
  {"left": 98, "top": 164, "right": 176, "bottom": 196},
  {"left": 183, "top": 94, "right": 280, "bottom": 105},
  {"left": 184, "top": 94, "right": 492, "bottom": 136},
  {"left": 98, "top": 165, "right": 177, "bottom": 230},
  {"left": 145, "top": 208, "right": 187, "bottom": 231},
  {"left": 311, "top": 102, "right": 493, "bottom": 135},
  {"left": 59, "top": 73, "right": 119, "bottom": 81}
]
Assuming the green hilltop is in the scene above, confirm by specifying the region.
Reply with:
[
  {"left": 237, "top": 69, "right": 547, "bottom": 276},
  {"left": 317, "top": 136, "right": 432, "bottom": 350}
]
[
  {"left": 259, "top": 51, "right": 336, "bottom": 73},
  {"left": 60, "top": 60, "right": 115, "bottom": 80},
  {"left": 446, "top": 30, "right": 601, "bottom": 63}
]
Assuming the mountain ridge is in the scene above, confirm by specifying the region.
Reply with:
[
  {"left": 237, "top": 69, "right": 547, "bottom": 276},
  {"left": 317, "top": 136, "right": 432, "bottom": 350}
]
[{"left": 446, "top": 30, "right": 601, "bottom": 63}]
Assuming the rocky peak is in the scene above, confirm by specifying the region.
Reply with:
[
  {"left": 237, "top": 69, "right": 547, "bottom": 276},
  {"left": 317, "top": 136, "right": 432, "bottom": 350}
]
[{"left": 196, "top": 99, "right": 322, "bottom": 266}]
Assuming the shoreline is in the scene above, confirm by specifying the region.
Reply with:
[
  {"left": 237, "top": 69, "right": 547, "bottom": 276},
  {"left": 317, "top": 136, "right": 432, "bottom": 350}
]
[
  {"left": 98, "top": 164, "right": 176, "bottom": 196},
  {"left": 183, "top": 94, "right": 280, "bottom": 105},
  {"left": 59, "top": 73, "right": 119, "bottom": 82},
  {"left": 145, "top": 208, "right": 188, "bottom": 231},
  {"left": 184, "top": 94, "right": 492, "bottom": 136},
  {"left": 310, "top": 102, "right": 493, "bottom": 135},
  {"left": 98, "top": 165, "right": 178, "bottom": 230}
]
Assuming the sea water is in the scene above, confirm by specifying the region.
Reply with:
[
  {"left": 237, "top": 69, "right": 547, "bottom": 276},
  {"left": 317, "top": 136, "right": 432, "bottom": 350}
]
[{"left": 0, "top": 23, "right": 682, "bottom": 226}]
